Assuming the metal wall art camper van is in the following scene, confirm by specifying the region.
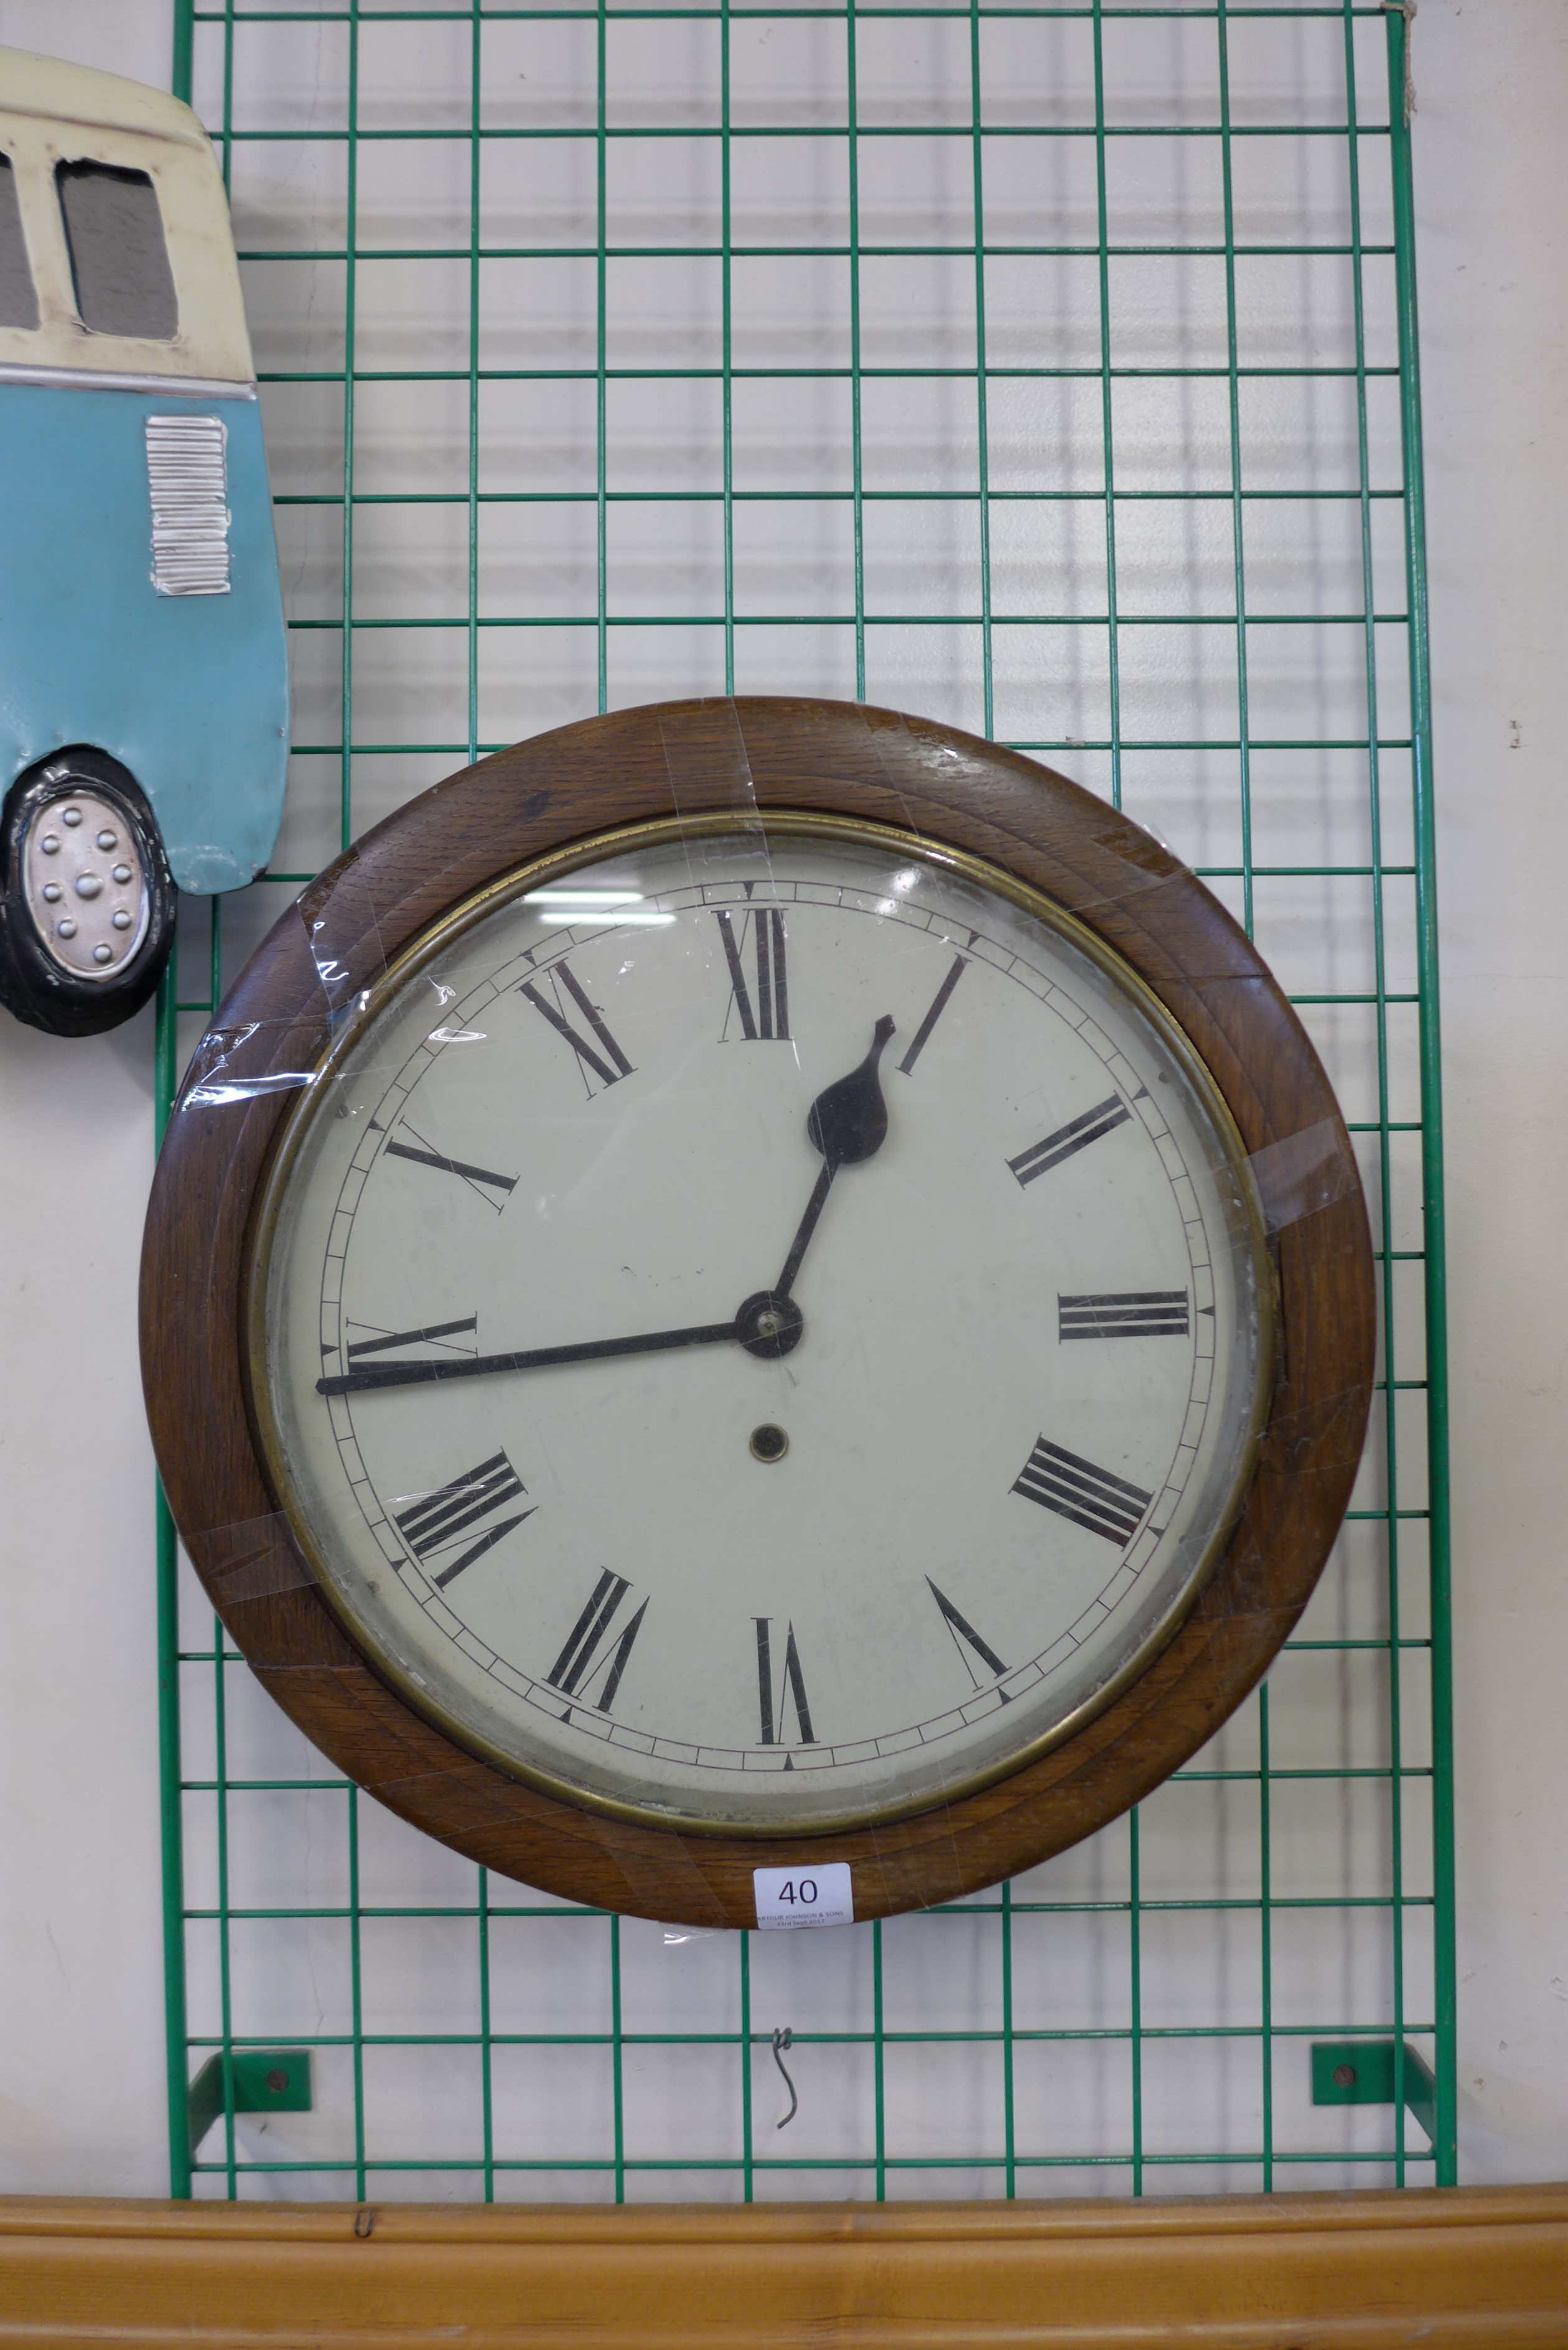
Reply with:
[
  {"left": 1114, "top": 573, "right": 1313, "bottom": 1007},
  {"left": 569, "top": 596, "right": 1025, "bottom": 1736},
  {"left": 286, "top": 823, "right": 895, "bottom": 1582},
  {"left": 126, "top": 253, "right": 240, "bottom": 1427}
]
[{"left": 0, "top": 48, "right": 287, "bottom": 1037}]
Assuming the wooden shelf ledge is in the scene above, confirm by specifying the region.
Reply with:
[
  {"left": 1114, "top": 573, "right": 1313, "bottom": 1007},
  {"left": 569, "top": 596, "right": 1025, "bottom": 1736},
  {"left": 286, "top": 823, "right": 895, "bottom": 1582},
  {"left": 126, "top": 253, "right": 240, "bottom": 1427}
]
[{"left": 2, "top": 2184, "right": 1568, "bottom": 2347}]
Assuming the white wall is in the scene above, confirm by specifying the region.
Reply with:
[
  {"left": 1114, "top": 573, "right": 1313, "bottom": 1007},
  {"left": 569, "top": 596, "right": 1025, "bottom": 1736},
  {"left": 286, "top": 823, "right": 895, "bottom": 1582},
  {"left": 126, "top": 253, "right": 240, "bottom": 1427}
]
[
  {"left": 0, "top": 6, "right": 172, "bottom": 2199},
  {"left": 1417, "top": 0, "right": 1568, "bottom": 2183},
  {"left": 0, "top": 0, "right": 1564, "bottom": 2196}
]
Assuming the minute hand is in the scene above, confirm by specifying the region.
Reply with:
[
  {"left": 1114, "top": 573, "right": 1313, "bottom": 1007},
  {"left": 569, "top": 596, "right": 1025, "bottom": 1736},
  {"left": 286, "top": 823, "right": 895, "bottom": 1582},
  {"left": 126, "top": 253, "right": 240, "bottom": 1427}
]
[{"left": 317, "top": 1318, "right": 739, "bottom": 1397}]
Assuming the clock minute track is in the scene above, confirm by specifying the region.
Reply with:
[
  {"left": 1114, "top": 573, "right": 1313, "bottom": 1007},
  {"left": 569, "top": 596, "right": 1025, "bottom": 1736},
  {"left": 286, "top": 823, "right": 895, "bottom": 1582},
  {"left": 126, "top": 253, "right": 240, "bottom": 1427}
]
[{"left": 317, "top": 1016, "right": 898, "bottom": 1398}]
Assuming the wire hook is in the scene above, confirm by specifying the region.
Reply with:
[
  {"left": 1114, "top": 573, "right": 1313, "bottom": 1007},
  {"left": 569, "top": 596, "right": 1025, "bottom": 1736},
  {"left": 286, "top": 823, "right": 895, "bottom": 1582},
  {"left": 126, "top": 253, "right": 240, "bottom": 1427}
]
[{"left": 772, "top": 2027, "right": 798, "bottom": 2130}]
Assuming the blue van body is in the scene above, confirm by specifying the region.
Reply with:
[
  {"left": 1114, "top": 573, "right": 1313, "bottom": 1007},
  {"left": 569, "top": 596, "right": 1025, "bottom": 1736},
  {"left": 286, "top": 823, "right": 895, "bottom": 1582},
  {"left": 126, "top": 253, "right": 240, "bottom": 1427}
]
[{"left": 0, "top": 378, "right": 287, "bottom": 894}]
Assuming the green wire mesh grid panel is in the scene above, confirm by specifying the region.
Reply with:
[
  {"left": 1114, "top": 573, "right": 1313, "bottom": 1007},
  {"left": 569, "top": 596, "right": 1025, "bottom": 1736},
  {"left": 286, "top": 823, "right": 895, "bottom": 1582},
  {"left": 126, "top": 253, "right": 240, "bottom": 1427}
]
[{"left": 156, "top": 0, "right": 1454, "bottom": 2201}]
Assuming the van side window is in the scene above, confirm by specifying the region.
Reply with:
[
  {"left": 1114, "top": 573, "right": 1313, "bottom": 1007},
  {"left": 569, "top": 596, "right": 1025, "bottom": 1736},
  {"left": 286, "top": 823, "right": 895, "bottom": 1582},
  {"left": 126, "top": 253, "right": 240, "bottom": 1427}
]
[
  {"left": 0, "top": 155, "right": 39, "bottom": 329},
  {"left": 56, "top": 159, "right": 177, "bottom": 340}
]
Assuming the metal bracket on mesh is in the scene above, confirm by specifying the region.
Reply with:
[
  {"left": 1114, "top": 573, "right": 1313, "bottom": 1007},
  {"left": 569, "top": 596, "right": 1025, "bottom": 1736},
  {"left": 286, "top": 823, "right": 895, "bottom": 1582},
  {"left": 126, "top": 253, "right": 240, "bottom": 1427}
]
[
  {"left": 189, "top": 2049, "right": 313, "bottom": 2159},
  {"left": 1312, "top": 2042, "right": 1435, "bottom": 2145}
]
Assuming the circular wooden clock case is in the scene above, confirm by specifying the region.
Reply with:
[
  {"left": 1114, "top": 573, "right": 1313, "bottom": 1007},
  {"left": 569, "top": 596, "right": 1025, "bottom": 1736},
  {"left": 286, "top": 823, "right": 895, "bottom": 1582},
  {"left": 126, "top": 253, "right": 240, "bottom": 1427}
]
[{"left": 140, "top": 699, "right": 1374, "bottom": 1927}]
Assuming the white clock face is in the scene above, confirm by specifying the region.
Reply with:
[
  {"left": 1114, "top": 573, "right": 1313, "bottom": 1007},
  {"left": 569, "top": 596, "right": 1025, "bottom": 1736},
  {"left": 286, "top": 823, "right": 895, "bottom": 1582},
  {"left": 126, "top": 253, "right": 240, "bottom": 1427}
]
[{"left": 255, "top": 819, "right": 1270, "bottom": 1833}]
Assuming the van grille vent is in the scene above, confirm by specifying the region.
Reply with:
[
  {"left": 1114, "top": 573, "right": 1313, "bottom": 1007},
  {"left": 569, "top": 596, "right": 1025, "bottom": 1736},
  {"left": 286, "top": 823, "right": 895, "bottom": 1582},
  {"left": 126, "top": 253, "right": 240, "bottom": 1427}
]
[{"left": 146, "top": 414, "right": 231, "bottom": 595}]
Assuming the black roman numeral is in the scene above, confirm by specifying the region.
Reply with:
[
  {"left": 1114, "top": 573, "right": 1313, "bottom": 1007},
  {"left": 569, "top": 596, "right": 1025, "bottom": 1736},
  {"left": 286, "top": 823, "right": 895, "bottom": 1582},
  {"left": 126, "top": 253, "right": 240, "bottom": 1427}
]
[
  {"left": 341, "top": 1315, "right": 478, "bottom": 1367},
  {"left": 393, "top": 1448, "right": 534, "bottom": 1589},
  {"left": 927, "top": 1578, "right": 1008, "bottom": 1692},
  {"left": 381, "top": 1122, "right": 516, "bottom": 1208},
  {"left": 717, "top": 907, "right": 790, "bottom": 1040},
  {"left": 1012, "top": 1438, "right": 1152, "bottom": 1547},
  {"left": 520, "top": 957, "right": 633, "bottom": 1091},
  {"left": 547, "top": 1570, "right": 648, "bottom": 1713},
  {"left": 1058, "top": 1291, "right": 1190, "bottom": 1340},
  {"left": 897, "top": 954, "right": 965, "bottom": 1075},
  {"left": 1007, "top": 1095, "right": 1132, "bottom": 1187},
  {"left": 755, "top": 1617, "right": 815, "bottom": 1746}
]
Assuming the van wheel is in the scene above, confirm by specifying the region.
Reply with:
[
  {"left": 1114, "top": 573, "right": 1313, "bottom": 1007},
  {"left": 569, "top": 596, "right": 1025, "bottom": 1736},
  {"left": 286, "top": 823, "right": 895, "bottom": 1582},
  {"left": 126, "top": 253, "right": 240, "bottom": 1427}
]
[{"left": 0, "top": 750, "right": 178, "bottom": 1039}]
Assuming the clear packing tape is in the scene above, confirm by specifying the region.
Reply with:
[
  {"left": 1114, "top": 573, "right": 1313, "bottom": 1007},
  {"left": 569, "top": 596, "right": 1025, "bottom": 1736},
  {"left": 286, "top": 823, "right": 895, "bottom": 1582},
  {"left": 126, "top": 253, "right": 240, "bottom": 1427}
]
[{"left": 176, "top": 695, "right": 1367, "bottom": 1102}]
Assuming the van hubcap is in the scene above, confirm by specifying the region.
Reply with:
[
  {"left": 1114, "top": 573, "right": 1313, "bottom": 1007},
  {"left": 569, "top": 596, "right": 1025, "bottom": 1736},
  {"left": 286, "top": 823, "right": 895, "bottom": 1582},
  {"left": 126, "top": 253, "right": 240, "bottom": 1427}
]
[{"left": 22, "top": 787, "right": 150, "bottom": 980}]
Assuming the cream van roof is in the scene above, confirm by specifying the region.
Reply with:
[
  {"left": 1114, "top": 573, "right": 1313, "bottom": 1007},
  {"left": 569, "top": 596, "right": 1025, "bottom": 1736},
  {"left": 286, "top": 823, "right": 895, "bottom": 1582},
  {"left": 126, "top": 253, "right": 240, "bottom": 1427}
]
[
  {"left": 0, "top": 48, "right": 213, "bottom": 155},
  {"left": 0, "top": 49, "right": 253, "bottom": 387}
]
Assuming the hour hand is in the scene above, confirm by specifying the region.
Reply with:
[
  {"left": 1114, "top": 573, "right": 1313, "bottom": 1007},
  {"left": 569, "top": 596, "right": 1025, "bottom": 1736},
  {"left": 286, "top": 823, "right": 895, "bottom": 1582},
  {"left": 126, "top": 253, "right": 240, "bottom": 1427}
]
[{"left": 773, "top": 1014, "right": 895, "bottom": 1299}]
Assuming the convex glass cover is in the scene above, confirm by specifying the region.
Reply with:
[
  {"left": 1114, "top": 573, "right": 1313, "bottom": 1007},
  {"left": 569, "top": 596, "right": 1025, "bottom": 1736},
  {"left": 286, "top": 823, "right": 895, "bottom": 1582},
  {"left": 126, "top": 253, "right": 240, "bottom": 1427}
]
[{"left": 254, "top": 819, "right": 1272, "bottom": 1834}]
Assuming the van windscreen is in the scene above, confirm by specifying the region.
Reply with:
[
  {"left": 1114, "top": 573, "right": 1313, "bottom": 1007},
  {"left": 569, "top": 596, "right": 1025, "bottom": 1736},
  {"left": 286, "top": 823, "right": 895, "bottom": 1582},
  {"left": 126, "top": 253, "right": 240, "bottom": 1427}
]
[
  {"left": 57, "top": 160, "right": 177, "bottom": 340},
  {"left": 0, "top": 156, "right": 39, "bottom": 330}
]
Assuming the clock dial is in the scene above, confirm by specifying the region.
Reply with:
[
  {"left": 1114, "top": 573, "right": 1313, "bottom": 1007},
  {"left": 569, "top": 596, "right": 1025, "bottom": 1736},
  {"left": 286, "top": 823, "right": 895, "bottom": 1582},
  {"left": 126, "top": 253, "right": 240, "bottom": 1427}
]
[{"left": 254, "top": 818, "right": 1272, "bottom": 1834}]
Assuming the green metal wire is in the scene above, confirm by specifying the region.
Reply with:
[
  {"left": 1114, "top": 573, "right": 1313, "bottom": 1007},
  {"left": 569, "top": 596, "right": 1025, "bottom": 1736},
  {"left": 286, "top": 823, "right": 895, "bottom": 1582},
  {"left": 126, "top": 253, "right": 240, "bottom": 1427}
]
[
  {"left": 212, "top": 1548, "right": 236, "bottom": 2195},
  {"left": 739, "top": 1929, "right": 754, "bottom": 2201},
  {"left": 161, "top": 0, "right": 1455, "bottom": 2201},
  {"left": 154, "top": 967, "right": 189, "bottom": 2200},
  {"left": 1215, "top": 0, "right": 1255, "bottom": 935},
  {"left": 1091, "top": 0, "right": 1121, "bottom": 811},
  {"left": 1385, "top": 0, "right": 1456, "bottom": 2187},
  {"left": 847, "top": 0, "right": 866, "bottom": 700},
  {"left": 596, "top": 0, "right": 609, "bottom": 712},
  {"left": 342, "top": 0, "right": 359, "bottom": 856},
  {"left": 1345, "top": 0, "right": 1407, "bottom": 2189},
  {"left": 1258, "top": 1681, "right": 1273, "bottom": 2193}
]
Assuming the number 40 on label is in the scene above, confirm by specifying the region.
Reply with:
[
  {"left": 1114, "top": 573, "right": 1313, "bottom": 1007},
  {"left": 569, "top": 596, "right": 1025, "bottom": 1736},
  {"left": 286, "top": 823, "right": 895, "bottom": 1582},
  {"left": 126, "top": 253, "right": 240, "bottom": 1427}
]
[{"left": 752, "top": 1862, "right": 855, "bottom": 1931}]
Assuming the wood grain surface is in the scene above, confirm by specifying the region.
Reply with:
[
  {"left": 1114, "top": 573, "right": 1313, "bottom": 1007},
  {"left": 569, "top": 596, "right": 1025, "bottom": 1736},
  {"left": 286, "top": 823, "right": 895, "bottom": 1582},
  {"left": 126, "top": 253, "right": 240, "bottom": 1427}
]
[
  {"left": 139, "top": 698, "right": 1376, "bottom": 1925},
  {"left": 5, "top": 2186, "right": 1567, "bottom": 2347}
]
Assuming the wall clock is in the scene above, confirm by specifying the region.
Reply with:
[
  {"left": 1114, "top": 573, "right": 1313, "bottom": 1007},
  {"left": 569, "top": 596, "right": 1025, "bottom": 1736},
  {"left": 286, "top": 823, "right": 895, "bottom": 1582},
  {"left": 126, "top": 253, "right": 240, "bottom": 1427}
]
[{"left": 141, "top": 698, "right": 1374, "bottom": 1927}]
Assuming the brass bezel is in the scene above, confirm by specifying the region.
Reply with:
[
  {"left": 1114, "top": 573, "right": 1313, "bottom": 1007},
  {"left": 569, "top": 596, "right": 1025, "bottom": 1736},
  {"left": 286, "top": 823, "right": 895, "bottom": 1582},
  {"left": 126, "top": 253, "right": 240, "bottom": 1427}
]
[{"left": 246, "top": 810, "right": 1276, "bottom": 1837}]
